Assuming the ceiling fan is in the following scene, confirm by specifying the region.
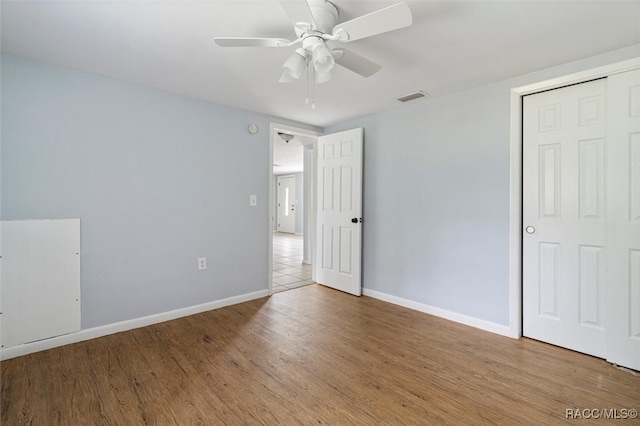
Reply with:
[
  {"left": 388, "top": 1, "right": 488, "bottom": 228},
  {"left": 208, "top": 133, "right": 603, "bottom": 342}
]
[{"left": 214, "top": 0, "right": 412, "bottom": 107}]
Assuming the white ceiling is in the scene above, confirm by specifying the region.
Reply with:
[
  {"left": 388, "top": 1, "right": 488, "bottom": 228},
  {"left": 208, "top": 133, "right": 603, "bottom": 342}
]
[{"left": 2, "top": 1, "right": 639, "bottom": 127}]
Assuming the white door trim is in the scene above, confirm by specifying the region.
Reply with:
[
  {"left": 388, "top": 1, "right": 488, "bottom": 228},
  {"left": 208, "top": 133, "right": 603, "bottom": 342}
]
[
  {"left": 303, "top": 144, "right": 315, "bottom": 266},
  {"left": 268, "top": 123, "right": 322, "bottom": 295},
  {"left": 508, "top": 57, "right": 640, "bottom": 339}
]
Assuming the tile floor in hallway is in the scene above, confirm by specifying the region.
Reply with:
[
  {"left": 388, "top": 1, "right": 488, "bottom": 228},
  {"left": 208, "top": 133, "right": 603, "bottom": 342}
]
[{"left": 272, "top": 232, "right": 314, "bottom": 293}]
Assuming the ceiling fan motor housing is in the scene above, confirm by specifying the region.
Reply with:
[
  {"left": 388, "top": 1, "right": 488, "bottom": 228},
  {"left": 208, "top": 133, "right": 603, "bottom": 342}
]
[{"left": 308, "top": 0, "right": 338, "bottom": 34}]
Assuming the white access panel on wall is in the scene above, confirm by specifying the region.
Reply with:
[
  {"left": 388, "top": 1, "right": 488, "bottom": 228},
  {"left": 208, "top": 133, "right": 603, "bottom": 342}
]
[{"left": 1, "top": 219, "right": 81, "bottom": 349}]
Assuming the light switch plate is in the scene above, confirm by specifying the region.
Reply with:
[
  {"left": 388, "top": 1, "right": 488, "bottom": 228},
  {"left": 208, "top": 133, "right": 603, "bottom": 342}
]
[
  {"left": 249, "top": 194, "right": 257, "bottom": 206},
  {"left": 198, "top": 257, "right": 207, "bottom": 270}
]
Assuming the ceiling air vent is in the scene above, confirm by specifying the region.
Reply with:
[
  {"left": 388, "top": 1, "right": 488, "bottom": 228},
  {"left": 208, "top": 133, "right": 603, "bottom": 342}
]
[{"left": 396, "top": 91, "right": 428, "bottom": 103}]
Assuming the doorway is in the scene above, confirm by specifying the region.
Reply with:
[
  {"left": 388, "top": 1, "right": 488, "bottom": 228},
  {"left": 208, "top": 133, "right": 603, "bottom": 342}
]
[{"left": 269, "top": 123, "right": 320, "bottom": 293}]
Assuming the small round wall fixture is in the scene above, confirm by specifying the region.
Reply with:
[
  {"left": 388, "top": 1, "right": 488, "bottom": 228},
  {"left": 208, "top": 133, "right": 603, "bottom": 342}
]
[{"left": 248, "top": 124, "right": 259, "bottom": 134}]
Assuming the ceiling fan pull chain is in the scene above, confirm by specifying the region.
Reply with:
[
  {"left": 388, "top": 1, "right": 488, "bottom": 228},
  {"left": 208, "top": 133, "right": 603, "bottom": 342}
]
[
  {"left": 310, "top": 64, "right": 316, "bottom": 110},
  {"left": 305, "top": 60, "right": 311, "bottom": 105},
  {"left": 311, "top": 86, "right": 317, "bottom": 110}
]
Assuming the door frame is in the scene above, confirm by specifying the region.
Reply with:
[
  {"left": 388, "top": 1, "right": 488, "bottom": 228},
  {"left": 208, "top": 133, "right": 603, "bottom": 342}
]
[
  {"left": 507, "top": 57, "right": 640, "bottom": 338},
  {"left": 268, "top": 122, "right": 322, "bottom": 294}
]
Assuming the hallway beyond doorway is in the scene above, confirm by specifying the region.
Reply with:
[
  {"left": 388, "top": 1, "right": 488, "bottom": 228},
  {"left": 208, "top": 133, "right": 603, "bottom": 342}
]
[{"left": 272, "top": 232, "right": 313, "bottom": 293}]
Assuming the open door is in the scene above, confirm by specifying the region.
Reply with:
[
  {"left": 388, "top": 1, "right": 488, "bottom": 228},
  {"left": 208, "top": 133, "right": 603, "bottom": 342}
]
[{"left": 315, "top": 128, "right": 363, "bottom": 296}]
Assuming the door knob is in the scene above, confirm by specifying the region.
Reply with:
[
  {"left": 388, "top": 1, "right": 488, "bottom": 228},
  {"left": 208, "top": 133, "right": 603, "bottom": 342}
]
[
  {"left": 351, "top": 218, "right": 358, "bottom": 223},
  {"left": 525, "top": 226, "right": 535, "bottom": 234}
]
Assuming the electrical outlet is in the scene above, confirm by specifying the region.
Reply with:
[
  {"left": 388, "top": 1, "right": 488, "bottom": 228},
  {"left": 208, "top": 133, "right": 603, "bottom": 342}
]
[{"left": 198, "top": 257, "right": 207, "bottom": 270}]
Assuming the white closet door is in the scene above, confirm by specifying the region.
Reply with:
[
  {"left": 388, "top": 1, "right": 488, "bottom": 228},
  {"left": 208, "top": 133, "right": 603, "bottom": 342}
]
[
  {"left": 606, "top": 69, "right": 640, "bottom": 371},
  {"left": 523, "top": 79, "right": 607, "bottom": 358}
]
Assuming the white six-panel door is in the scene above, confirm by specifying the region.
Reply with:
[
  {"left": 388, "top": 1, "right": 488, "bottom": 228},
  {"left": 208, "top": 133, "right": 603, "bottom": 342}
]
[
  {"left": 315, "top": 128, "right": 363, "bottom": 296},
  {"left": 523, "top": 79, "right": 608, "bottom": 358},
  {"left": 523, "top": 70, "right": 640, "bottom": 370},
  {"left": 606, "top": 69, "right": 640, "bottom": 370}
]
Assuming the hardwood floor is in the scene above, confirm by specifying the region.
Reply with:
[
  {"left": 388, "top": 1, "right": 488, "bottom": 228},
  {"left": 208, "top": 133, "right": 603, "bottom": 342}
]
[{"left": 2, "top": 284, "right": 639, "bottom": 425}]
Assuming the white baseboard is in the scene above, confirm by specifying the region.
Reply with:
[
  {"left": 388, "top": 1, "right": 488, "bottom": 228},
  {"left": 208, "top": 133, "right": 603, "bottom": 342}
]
[
  {"left": 0, "top": 289, "right": 270, "bottom": 360},
  {"left": 363, "top": 288, "right": 513, "bottom": 338}
]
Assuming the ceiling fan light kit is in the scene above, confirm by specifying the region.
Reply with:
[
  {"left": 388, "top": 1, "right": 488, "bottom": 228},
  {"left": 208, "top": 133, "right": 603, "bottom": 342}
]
[
  {"left": 315, "top": 70, "right": 332, "bottom": 84},
  {"left": 280, "top": 48, "right": 308, "bottom": 82},
  {"left": 214, "top": 0, "right": 413, "bottom": 108},
  {"left": 307, "top": 37, "right": 334, "bottom": 73}
]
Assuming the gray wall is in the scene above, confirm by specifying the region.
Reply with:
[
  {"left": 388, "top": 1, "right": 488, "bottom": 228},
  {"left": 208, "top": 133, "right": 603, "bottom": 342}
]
[
  {"left": 3, "top": 44, "right": 638, "bottom": 335},
  {"left": 1, "top": 54, "right": 288, "bottom": 329},
  {"left": 327, "top": 44, "right": 640, "bottom": 326}
]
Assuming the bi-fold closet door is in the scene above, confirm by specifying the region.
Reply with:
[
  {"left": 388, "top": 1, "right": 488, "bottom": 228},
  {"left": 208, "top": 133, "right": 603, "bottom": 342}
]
[{"left": 522, "top": 69, "right": 640, "bottom": 371}]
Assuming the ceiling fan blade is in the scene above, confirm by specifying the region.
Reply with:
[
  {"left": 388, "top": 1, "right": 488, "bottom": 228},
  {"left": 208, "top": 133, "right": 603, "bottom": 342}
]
[
  {"left": 332, "top": 2, "right": 412, "bottom": 42},
  {"left": 214, "top": 37, "right": 291, "bottom": 48},
  {"left": 279, "top": 0, "right": 316, "bottom": 27},
  {"left": 333, "top": 48, "right": 382, "bottom": 78}
]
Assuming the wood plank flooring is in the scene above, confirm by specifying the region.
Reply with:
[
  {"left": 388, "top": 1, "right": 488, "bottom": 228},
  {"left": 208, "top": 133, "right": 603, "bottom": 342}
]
[{"left": 2, "top": 284, "right": 639, "bottom": 425}]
